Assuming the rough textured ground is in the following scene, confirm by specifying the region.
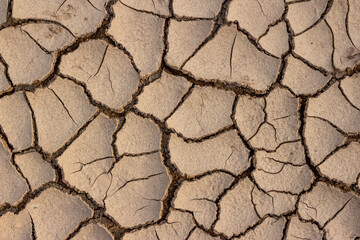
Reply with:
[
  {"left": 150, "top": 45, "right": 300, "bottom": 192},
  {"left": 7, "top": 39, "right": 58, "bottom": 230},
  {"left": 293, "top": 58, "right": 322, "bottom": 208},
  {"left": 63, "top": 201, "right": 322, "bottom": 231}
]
[{"left": 0, "top": 0, "right": 359, "bottom": 239}]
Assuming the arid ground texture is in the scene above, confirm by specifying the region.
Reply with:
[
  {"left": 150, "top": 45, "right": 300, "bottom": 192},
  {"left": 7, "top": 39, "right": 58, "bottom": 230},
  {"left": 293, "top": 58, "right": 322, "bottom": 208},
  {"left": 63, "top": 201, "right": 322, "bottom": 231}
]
[{"left": 0, "top": 0, "right": 359, "bottom": 239}]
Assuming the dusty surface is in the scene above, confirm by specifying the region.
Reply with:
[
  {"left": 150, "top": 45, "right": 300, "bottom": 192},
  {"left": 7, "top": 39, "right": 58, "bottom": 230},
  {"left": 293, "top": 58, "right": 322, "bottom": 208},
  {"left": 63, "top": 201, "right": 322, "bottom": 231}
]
[{"left": 0, "top": 0, "right": 359, "bottom": 239}]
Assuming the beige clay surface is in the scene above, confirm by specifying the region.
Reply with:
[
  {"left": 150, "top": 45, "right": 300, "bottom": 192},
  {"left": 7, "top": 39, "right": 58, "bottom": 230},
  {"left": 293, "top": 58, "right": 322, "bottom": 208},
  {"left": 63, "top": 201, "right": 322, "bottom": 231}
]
[{"left": 0, "top": 0, "right": 359, "bottom": 239}]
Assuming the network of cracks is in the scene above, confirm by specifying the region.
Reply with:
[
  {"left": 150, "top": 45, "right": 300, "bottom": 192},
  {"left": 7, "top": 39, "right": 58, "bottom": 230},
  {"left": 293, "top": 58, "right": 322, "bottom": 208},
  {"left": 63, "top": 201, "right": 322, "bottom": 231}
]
[{"left": 0, "top": 0, "right": 359, "bottom": 239}]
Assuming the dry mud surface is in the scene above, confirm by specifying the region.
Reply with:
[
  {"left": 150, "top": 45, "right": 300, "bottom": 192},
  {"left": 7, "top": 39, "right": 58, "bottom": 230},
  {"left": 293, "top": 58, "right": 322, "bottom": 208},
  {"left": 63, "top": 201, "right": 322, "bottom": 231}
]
[{"left": 0, "top": 0, "right": 360, "bottom": 239}]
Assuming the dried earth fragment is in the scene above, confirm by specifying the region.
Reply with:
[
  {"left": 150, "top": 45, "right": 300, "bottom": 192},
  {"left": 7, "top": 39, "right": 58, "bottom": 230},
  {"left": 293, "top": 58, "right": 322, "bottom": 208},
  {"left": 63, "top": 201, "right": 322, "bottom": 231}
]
[
  {"left": 183, "top": 24, "right": 281, "bottom": 91},
  {"left": 172, "top": 0, "right": 223, "bottom": 19},
  {"left": 166, "top": 19, "right": 213, "bottom": 68},
  {"left": 0, "top": 92, "right": 33, "bottom": 151},
  {"left": 60, "top": 39, "right": 140, "bottom": 110},
  {"left": 136, "top": 71, "right": 192, "bottom": 120},
  {"left": 0, "top": 26, "right": 55, "bottom": 85},
  {"left": 317, "top": 142, "right": 360, "bottom": 185},
  {"left": 307, "top": 82, "right": 360, "bottom": 133},
  {"left": 14, "top": 151, "right": 55, "bottom": 190},
  {"left": 166, "top": 86, "right": 234, "bottom": 139},
  {"left": 13, "top": 0, "right": 109, "bottom": 37},
  {"left": 26, "top": 187, "right": 92, "bottom": 240},
  {"left": 227, "top": 0, "right": 285, "bottom": 38},
  {"left": 282, "top": 55, "right": 331, "bottom": 95},
  {"left": 26, "top": 76, "right": 96, "bottom": 153},
  {"left": 57, "top": 113, "right": 117, "bottom": 204},
  {"left": 258, "top": 21, "right": 289, "bottom": 57},
  {"left": 115, "top": 112, "right": 161, "bottom": 155},
  {"left": 348, "top": 0, "right": 360, "bottom": 50},
  {"left": 0, "top": 142, "right": 28, "bottom": 206},
  {"left": 304, "top": 117, "right": 345, "bottom": 166},
  {"left": 169, "top": 130, "right": 250, "bottom": 176},
  {"left": 0, "top": 62, "right": 10, "bottom": 93},
  {"left": 71, "top": 223, "right": 114, "bottom": 240},
  {"left": 105, "top": 152, "right": 170, "bottom": 228},
  {"left": 214, "top": 178, "right": 259, "bottom": 238},
  {"left": 108, "top": 2, "right": 164, "bottom": 76},
  {"left": 173, "top": 172, "right": 234, "bottom": 229}
]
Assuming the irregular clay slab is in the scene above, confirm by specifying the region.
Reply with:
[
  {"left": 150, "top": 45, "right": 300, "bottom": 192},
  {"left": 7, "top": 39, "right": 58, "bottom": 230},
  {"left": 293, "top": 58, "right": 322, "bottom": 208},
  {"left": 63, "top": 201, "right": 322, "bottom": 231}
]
[
  {"left": 307, "top": 82, "right": 360, "bottom": 133},
  {"left": 304, "top": 117, "right": 345, "bottom": 166},
  {"left": 166, "top": 19, "right": 213, "bottom": 68},
  {"left": 169, "top": 130, "right": 250, "bottom": 176},
  {"left": 115, "top": 112, "right": 161, "bottom": 155},
  {"left": 258, "top": 21, "right": 289, "bottom": 57},
  {"left": 60, "top": 39, "right": 139, "bottom": 110},
  {"left": 0, "top": 62, "right": 10, "bottom": 93},
  {"left": 293, "top": 20, "right": 333, "bottom": 72},
  {"left": 166, "top": 86, "right": 234, "bottom": 139},
  {"left": 287, "top": 216, "right": 323, "bottom": 240},
  {"left": 234, "top": 217, "right": 285, "bottom": 240},
  {"left": 298, "top": 182, "right": 353, "bottom": 227},
  {"left": 214, "top": 178, "right": 259, "bottom": 238},
  {"left": 27, "top": 76, "right": 96, "bottom": 153},
  {"left": 173, "top": 172, "right": 234, "bottom": 229},
  {"left": 0, "top": 92, "right": 33, "bottom": 151},
  {"left": 282, "top": 55, "right": 331, "bottom": 95},
  {"left": 57, "top": 114, "right": 117, "bottom": 205},
  {"left": 108, "top": 2, "right": 164, "bottom": 76},
  {"left": 0, "top": 27, "right": 54, "bottom": 85},
  {"left": 249, "top": 87, "right": 300, "bottom": 151},
  {"left": 21, "top": 23, "right": 75, "bottom": 52},
  {"left": 0, "top": 211, "right": 32, "bottom": 240},
  {"left": 122, "top": 210, "right": 195, "bottom": 240},
  {"left": 26, "top": 188, "right": 92, "bottom": 240},
  {"left": 340, "top": 73, "right": 360, "bottom": 109},
  {"left": 13, "top": 0, "right": 108, "bottom": 37},
  {"left": 324, "top": 192, "right": 360, "bottom": 240},
  {"left": 348, "top": 0, "right": 360, "bottom": 49},
  {"left": 253, "top": 142, "right": 314, "bottom": 194},
  {"left": 172, "top": 0, "right": 223, "bottom": 18},
  {"left": 318, "top": 142, "right": 360, "bottom": 185},
  {"left": 105, "top": 152, "right": 170, "bottom": 228},
  {"left": 121, "top": 0, "right": 170, "bottom": 16},
  {"left": 287, "top": 0, "right": 328, "bottom": 34},
  {"left": 188, "top": 228, "right": 221, "bottom": 240},
  {"left": 325, "top": 0, "right": 360, "bottom": 69},
  {"left": 183, "top": 25, "right": 280, "bottom": 91},
  {"left": 14, "top": 151, "right": 55, "bottom": 190},
  {"left": 0, "top": 0, "right": 7, "bottom": 25},
  {"left": 136, "top": 71, "right": 191, "bottom": 120},
  {"left": 234, "top": 95, "right": 265, "bottom": 140},
  {"left": 72, "top": 223, "right": 113, "bottom": 240},
  {"left": 252, "top": 187, "right": 297, "bottom": 216},
  {"left": 227, "top": 0, "right": 284, "bottom": 38},
  {"left": 0, "top": 143, "right": 28, "bottom": 206}
]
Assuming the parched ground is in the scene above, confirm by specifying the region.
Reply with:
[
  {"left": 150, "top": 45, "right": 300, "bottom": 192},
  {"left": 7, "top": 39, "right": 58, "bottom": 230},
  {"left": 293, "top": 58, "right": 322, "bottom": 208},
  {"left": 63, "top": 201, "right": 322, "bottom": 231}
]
[{"left": 0, "top": 0, "right": 359, "bottom": 239}]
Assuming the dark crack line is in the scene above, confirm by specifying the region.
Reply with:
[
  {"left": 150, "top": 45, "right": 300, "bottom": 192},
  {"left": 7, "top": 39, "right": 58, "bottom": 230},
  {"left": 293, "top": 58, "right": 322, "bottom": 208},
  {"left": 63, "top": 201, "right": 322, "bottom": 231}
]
[
  {"left": 322, "top": 197, "right": 352, "bottom": 228},
  {"left": 90, "top": 45, "right": 109, "bottom": 80},
  {"left": 71, "top": 156, "right": 114, "bottom": 174},
  {"left": 229, "top": 34, "right": 237, "bottom": 78},
  {"left": 338, "top": 83, "right": 360, "bottom": 112},
  {"left": 258, "top": 163, "right": 285, "bottom": 175},
  {"left": 19, "top": 28, "right": 51, "bottom": 54},
  {"left": 345, "top": 0, "right": 360, "bottom": 52},
  {"left": 87, "top": 0, "right": 101, "bottom": 11},
  {"left": 49, "top": 88, "right": 77, "bottom": 125}
]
